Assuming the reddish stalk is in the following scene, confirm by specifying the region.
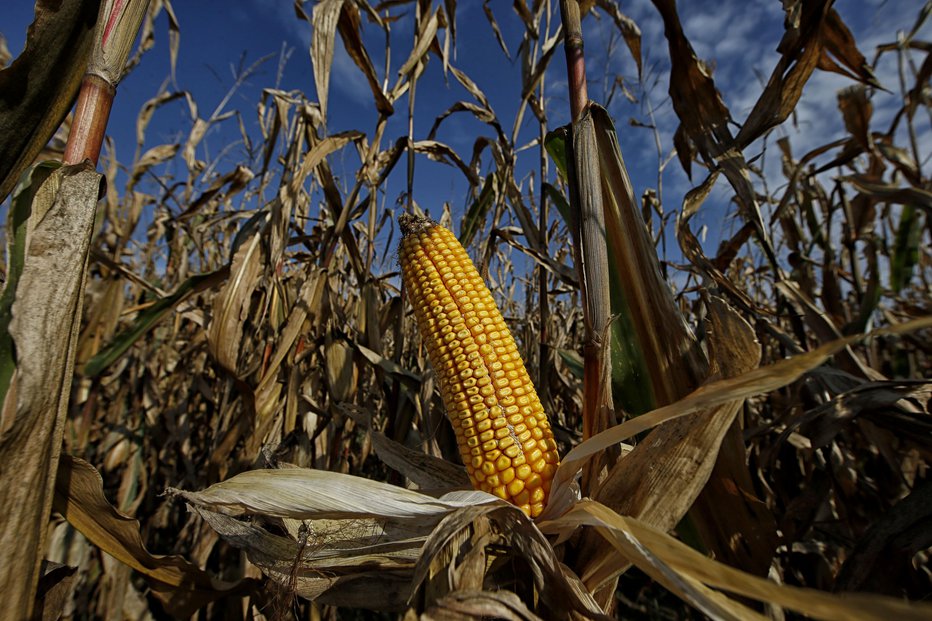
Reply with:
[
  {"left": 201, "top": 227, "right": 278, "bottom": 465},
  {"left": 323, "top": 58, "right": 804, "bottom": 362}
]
[
  {"left": 63, "top": 75, "right": 115, "bottom": 165},
  {"left": 560, "top": 0, "right": 589, "bottom": 121},
  {"left": 63, "top": 0, "right": 152, "bottom": 167}
]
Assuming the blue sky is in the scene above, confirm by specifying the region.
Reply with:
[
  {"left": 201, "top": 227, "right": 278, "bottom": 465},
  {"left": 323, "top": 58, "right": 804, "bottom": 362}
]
[{"left": 3, "top": 0, "right": 929, "bottom": 272}]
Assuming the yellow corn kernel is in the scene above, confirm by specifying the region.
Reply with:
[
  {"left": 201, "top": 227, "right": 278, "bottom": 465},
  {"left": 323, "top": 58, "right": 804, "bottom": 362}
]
[{"left": 399, "top": 213, "right": 560, "bottom": 518}]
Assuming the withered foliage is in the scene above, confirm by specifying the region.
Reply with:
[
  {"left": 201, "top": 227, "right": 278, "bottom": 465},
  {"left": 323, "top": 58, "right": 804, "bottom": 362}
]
[{"left": 0, "top": 0, "right": 930, "bottom": 619}]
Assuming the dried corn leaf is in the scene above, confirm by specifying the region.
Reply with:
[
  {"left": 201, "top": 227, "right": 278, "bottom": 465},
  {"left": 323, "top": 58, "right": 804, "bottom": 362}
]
[
  {"left": 737, "top": 3, "right": 877, "bottom": 147},
  {"left": 355, "top": 341, "right": 422, "bottom": 387},
  {"left": 788, "top": 380, "right": 931, "bottom": 449},
  {"left": 53, "top": 455, "right": 254, "bottom": 617},
  {"left": 0, "top": 35, "right": 10, "bottom": 68},
  {"left": 544, "top": 500, "right": 932, "bottom": 621},
  {"left": 370, "top": 431, "right": 471, "bottom": 491},
  {"left": 818, "top": 8, "right": 881, "bottom": 87},
  {"left": 482, "top": 2, "right": 510, "bottom": 59},
  {"left": 134, "top": 91, "right": 184, "bottom": 149},
  {"left": 128, "top": 143, "right": 178, "bottom": 188},
  {"left": 336, "top": 1, "right": 393, "bottom": 115},
  {"left": 173, "top": 467, "right": 502, "bottom": 520},
  {"left": 651, "top": 0, "right": 730, "bottom": 145},
  {"left": 124, "top": 0, "right": 179, "bottom": 81},
  {"left": 255, "top": 268, "right": 327, "bottom": 398},
  {"left": 835, "top": 480, "right": 932, "bottom": 594},
  {"left": 651, "top": 0, "right": 775, "bottom": 264},
  {"left": 172, "top": 468, "right": 508, "bottom": 611},
  {"left": 84, "top": 266, "right": 230, "bottom": 377},
  {"left": 575, "top": 297, "right": 758, "bottom": 590},
  {"left": 193, "top": 506, "right": 420, "bottom": 610},
  {"left": 0, "top": 164, "right": 102, "bottom": 616},
  {"left": 419, "top": 589, "right": 544, "bottom": 621},
  {"left": 208, "top": 215, "right": 268, "bottom": 376},
  {"left": 396, "top": 7, "right": 439, "bottom": 78},
  {"left": 311, "top": 0, "right": 344, "bottom": 121},
  {"left": 844, "top": 176, "right": 932, "bottom": 211},
  {"left": 458, "top": 174, "right": 497, "bottom": 248},
  {"left": 0, "top": 162, "right": 60, "bottom": 403},
  {"left": 591, "top": 105, "right": 706, "bottom": 410},
  {"left": 325, "top": 334, "right": 357, "bottom": 403},
  {"left": 0, "top": 0, "right": 99, "bottom": 204},
  {"left": 34, "top": 561, "right": 77, "bottom": 621},
  {"left": 181, "top": 164, "right": 254, "bottom": 216},
  {"left": 411, "top": 140, "right": 480, "bottom": 186},
  {"left": 544, "top": 313, "right": 932, "bottom": 521},
  {"left": 412, "top": 504, "right": 606, "bottom": 619}
]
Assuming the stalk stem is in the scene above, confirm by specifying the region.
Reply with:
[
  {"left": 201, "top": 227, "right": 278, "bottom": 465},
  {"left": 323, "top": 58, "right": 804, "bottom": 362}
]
[
  {"left": 63, "top": 75, "right": 115, "bottom": 165},
  {"left": 560, "top": 0, "right": 589, "bottom": 121},
  {"left": 558, "top": 0, "right": 615, "bottom": 494}
]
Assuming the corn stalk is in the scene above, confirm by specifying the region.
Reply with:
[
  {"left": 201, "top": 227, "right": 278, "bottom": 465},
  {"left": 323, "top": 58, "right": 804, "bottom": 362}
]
[
  {"left": 558, "top": 0, "right": 617, "bottom": 493},
  {"left": 0, "top": 1, "right": 149, "bottom": 615}
]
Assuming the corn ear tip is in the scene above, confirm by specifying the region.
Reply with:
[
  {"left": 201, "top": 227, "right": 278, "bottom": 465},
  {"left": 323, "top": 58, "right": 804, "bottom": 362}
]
[{"left": 398, "top": 212, "right": 436, "bottom": 237}]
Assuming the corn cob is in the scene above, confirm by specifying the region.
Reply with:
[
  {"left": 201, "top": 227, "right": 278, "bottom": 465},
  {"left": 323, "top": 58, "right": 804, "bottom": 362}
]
[{"left": 398, "top": 213, "right": 560, "bottom": 517}]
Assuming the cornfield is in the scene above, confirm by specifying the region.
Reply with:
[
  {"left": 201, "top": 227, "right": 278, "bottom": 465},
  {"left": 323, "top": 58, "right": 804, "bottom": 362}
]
[{"left": 1, "top": 0, "right": 930, "bottom": 619}]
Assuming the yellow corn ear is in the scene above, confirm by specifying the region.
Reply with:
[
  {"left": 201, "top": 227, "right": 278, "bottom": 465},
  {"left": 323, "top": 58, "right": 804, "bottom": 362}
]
[{"left": 398, "top": 213, "right": 560, "bottom": 517}]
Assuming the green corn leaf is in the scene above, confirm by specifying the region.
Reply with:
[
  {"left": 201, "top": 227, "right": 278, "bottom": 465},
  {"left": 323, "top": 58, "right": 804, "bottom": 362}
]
[
  {"left": 0, "top": 161, "right": 62, "bottom": 404},
  {"left": 84, "top": 268, "right": 228, "bottom": 378},
  {"left": 890, "top": 204, "right": 921, "bottom": 293}
]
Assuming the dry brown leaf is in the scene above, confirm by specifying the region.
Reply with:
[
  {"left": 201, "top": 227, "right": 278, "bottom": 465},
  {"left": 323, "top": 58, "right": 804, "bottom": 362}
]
[
  {"left": 53, "top": 455, "right": 255, "bottom": 617},
  {"left": 577, "top": 297, "right": 759, "bottom": 591},
  {"left": 411, "top": 504, "right": 607, "bottom": 619},
  {"left": 0, "top": 0, "right": 98, "bottom": 204},
  {"left": 134, "top": 91, "right": 185, "bottom": 150},
  {"left": 838, "top": 85, "right": 874, "bottom": 150},
  {"left": 421, "top": 589, "right": 544, "bottom": 621},
  {"left": 255, "top": 268, "right": 327, "bottom": 401},
  {"left": 651, "top": 0, "right": 731, "bottom": 144},
  {"left": 818, "top": 8, "right": 881, "bottom": 88},
  {"left": 128, "top": 143, "right": 179, "bottom": 188},
  {"left": 172, "top": 469, "right": 506, "bottom": 610},
  {"left": 194, "top": 505, "right": 419, "bottom": 610},
  {"left": 546, "top": 501, "right": 932, "bottom": 621},
  {"left": 311, "top": 0, "right": 344, "bottom": 122},
  {"left": 0, "top": 34, "right": 11, "bottom": 68},
  {"left": 0, "top": 164, "right": 102, "bottom": 617},
  {"left": 124, "top": 0, "right": 180, "bottom": 82},
  {"left": 834, "top": 480, "right": 932, "bottom": 595},
  {"left": 325, "top": 334, "right": 357, "bottom": 403},
  {"left": 34, "top": 561, "right": 78, "bottom": 621},
  {"left": 182, "top": 117, "right": 209, "bottom": 174},
  {"left": 337, "top": 1, "right": 394, "bottom": 115},
  {"left": 411, "top": 140, "right": 480, "bottom": 186},
  {"left": 207, "top": 214, "right": 268, "bottom": 376},
  {"left": 482, "top": 1, "right": 510, "bottom": 59},
  {"left": 396, "top": 7, "right": 439, "bottom": 78},
  {"left": 181, "top": 164, "right": 255, "bottom": 217},
  {"left": 592, "top": 105, "right": 707, "bottom": 408},
  {"left": 370, "top": 431, "right": 471, "bottom": 491},
  {"left": 788, "top": 380, "right": 931, "bottom": 449},
  {"left": 545, "top": 313, "right": 932, "bottom": 518}
]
